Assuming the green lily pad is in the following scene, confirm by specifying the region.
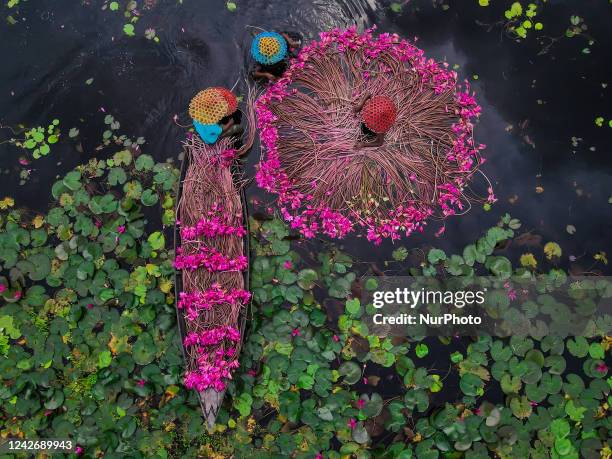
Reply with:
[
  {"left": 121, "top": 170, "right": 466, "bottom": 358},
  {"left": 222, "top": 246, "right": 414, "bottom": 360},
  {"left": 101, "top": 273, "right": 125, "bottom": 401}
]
[
  {"left": 147, "top": 231, "right": 165, "bottom": 250},
  {"left": 62, "top": 171, "right": 82, "bottom": 191},
  {"left": 25, "top": 253, "right": 51, "bottom": 280},
  {"left": 135, "top": 154, "right": 155, "bottom": 171},
  {"left": 44, "top": 390, "right": 65, "bottom": 410},
  {"left": 510, "top": 395, "right": 532, "bottom": 419},
  {"left": 133, "top": 333, "right": 156, "bottom": 365},
  {"left": 297, "top": 269, "right": 318, "bottom": 290},
  {"left": 460, "top": 373, "right": 484, "bottom": 396},
  {"left": 352, "top": 423, "right": 369, "bottom": 444},
  {"left": 361, "top": 393, "right": 383, "bottom": 417},
  {"left": 567, "top": 337, "right": 589, "bottom": 357},
  {"left": 141, "top": 189, "right": 159, "bottom": 206},
  {"left": 108, "top": 167, "right": 127, "bottom": 185},
  {"left": 339, "top": 361, "right": 361, "bottom": 385}
]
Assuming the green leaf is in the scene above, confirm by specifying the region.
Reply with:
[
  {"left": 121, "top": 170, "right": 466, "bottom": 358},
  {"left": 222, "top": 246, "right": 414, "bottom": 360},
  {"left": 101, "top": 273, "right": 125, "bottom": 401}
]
[
  {"left": 316, "top": 406, "right": 334, "bottom": 421},
  {"left": 390, "top": 2, "right": 402, "bottom": 13},
  {"left": 339, "top": 361, "right": 361, "bottom": 385},
  {"left": 141, "top": 189, "right": 159, "bottom": 206},
  {"left": 26, "top": 253, "right": 51, "bottom": 280},
  {"left": 297, "top": 269, "right": 317, "bottom": 290},
  {"left": 226, "top": 1, "right": 237, "bottom": 11},
  {"left": 109, "top": 1, "right": 119, "bottom": 11},
  {"left": 0, "top": 315, "right": 21, "bottom": 339},
  {"left": 233, "top": 392, "right": 252, "bottom": 417},
  {"left": 510, "top": 395, "right": 532, "bottom": 419},
  {"left": 345, "top": 298, "right": 360, "bottom": 316},
  {"left": 427, "top": 248, "right": 446, "bottom": 264},
  {"left": 297, "top": 374, "right": 314, "bottom": 389},
  {"left": 554, "top": 437, "right": 572, "bottom": 456},
  {"left": 135, "top": 154, "right": 155, "bottom": 171},
  {"left": 550, "top": 418, "right": 570, "bottom": 438},
  {"left": 460, "top": 373, "right": 483, "bottom": 396},
  {"left": 486, "top": 256, "right": 512, "bottom": 278},
  {"left": 133, "top": 333, "right": 156, "bottom": 365},
  {"left": 108, "top": 167, "right": 127, "bottom": 185},
  {"left": 44, "top": 390, "right": 65, "bottom": 410},
  {"left": 147, "top": 231, "right": 165, "bottom": 250},
  {"left": 123, "top": 23, "right": 135, "bottom": 37},
  {"left": 352, "top": 423, "right": 370, "bottom": 444},
  {"left": 98, "top": 350, "right": 112, "bottom": 368},
  {"left": 415, "top": 343, "right": 429, "bottom": 358},
  {"left": 588, "top": 342, "right": 605, "bottom": 359},
  {"left": 361, "top": 393, "right": 383, "bottom": 417},
  {"left": 567, "top": 337, "right": 589, "bottom": 357},
  {"left": 63, "top": 171, "right": 82, "bottom": 191},
  {"left": 565, "top": 399, "right": 586, "bottom": 422},
  {"left": 392, "top": 246, "right": 408, "bottom": 261}
]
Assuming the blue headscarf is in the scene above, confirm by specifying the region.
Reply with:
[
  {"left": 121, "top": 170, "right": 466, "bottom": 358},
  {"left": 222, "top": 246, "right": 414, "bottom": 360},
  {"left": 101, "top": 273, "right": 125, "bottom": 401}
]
[{"left": 194, "top": 120, "right": 222, "bottom": 145}]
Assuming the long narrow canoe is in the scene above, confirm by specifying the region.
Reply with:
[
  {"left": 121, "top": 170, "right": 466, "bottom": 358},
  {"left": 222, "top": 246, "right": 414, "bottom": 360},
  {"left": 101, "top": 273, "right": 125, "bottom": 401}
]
[{"left": 173, "top": 139, "right": 251, "bottom": 430}]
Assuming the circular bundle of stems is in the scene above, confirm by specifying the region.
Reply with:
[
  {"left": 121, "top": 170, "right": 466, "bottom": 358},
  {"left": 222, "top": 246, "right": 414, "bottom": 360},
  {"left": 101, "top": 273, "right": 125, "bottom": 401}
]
[{"left": 257, "top": 27, "right": 486, "bottom": 242}]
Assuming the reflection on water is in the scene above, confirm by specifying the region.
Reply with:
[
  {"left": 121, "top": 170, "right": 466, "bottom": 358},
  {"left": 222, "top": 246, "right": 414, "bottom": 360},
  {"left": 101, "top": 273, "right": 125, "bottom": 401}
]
[{"left": 0, "top": 0, "right": 610, "bottom": 269}]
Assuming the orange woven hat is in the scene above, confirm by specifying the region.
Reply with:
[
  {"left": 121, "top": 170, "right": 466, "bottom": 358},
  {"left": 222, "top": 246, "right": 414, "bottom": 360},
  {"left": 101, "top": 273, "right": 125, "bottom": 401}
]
[
  {"left": 361, "top": 95, "right": 397, "bottom": 133},
  {"left": 189, "top": 88, "right": 229, "bottom": 124},
  {"left": 214, "top": 87, "right": 238, "bottom": 116}
]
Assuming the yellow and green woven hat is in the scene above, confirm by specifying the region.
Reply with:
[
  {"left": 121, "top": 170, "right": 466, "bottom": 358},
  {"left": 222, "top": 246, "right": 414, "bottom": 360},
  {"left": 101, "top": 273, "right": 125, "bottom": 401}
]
[{"left": 189, "top": 88, "right": 230, "bottom": 125}]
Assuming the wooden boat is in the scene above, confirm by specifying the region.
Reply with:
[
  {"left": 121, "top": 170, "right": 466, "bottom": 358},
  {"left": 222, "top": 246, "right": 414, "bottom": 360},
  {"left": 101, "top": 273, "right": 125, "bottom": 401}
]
[{"left": 174, "top": 104, "right": 254, "bottom": 429}]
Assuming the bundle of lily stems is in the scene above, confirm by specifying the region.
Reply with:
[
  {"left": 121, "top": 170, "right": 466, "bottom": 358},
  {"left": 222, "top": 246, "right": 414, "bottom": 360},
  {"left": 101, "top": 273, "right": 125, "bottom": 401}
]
[
  {"left": 175, "top": 94, "right": 255, "bottom": 429},
  {"left": 256, "top": 26, "right": 494, "bottom": 244}
]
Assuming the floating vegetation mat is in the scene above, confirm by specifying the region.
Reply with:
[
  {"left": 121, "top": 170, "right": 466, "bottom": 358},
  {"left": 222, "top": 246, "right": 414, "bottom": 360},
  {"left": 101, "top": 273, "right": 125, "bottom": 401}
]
[{"left": 256, "top": 26, "right": 494, "bottom": 244}]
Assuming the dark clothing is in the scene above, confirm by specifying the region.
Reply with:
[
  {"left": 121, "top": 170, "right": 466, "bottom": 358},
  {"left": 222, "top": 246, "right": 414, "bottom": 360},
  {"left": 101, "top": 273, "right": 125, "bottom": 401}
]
[
  {"left": 281, "top": 31, "right": 302, "bottom": 56},
  {"left": 361, "top": 123, "right": 377, "bottom": 141},
  {"left": 220, "top": 111, "right": 242, "bottom": 126},
  {"left": 254, "top": 60, "right": 288, "bottom": 78}
]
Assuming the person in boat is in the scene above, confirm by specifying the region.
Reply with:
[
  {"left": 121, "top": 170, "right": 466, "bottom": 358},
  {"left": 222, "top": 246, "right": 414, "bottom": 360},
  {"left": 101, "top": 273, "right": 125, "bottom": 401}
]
[
  {"left": 250, "top": 31, "right": 301, "bottom": 83},
  {"left": 189, "top": 87, "right": 243, "bottom": 144},
  {"left": 219, "top": 110, "right": 244, "bottom": 139},
  {"left": 353, "top": 92, "right": 398, "bottom": 148}
]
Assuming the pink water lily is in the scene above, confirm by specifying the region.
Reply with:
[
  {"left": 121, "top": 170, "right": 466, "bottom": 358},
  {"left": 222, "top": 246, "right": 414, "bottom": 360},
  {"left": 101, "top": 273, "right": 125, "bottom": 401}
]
[
  {"left": 178, "top": 285, "right": 250, "bottom": 321},
  {"left": 595, "top": 362, "right": 608, "bottom": 373},
  {"left": 174, "top": 246, "right": 247, "bottom": 272}
]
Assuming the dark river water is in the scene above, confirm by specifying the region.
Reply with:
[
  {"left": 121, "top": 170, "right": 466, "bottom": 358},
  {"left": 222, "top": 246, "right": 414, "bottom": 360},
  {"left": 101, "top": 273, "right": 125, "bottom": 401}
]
[{"left": 1, "top": 0, "right": 610, "bottom": 265}]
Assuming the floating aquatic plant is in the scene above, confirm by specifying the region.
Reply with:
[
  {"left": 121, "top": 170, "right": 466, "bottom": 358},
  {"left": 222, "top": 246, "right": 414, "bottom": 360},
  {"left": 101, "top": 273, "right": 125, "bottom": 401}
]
[
  {"left": 5, "top": 120, "right": 61, "bottom": 160},
  {"left": 1, "top": 159, "right": 611, "bottom": 457}
]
